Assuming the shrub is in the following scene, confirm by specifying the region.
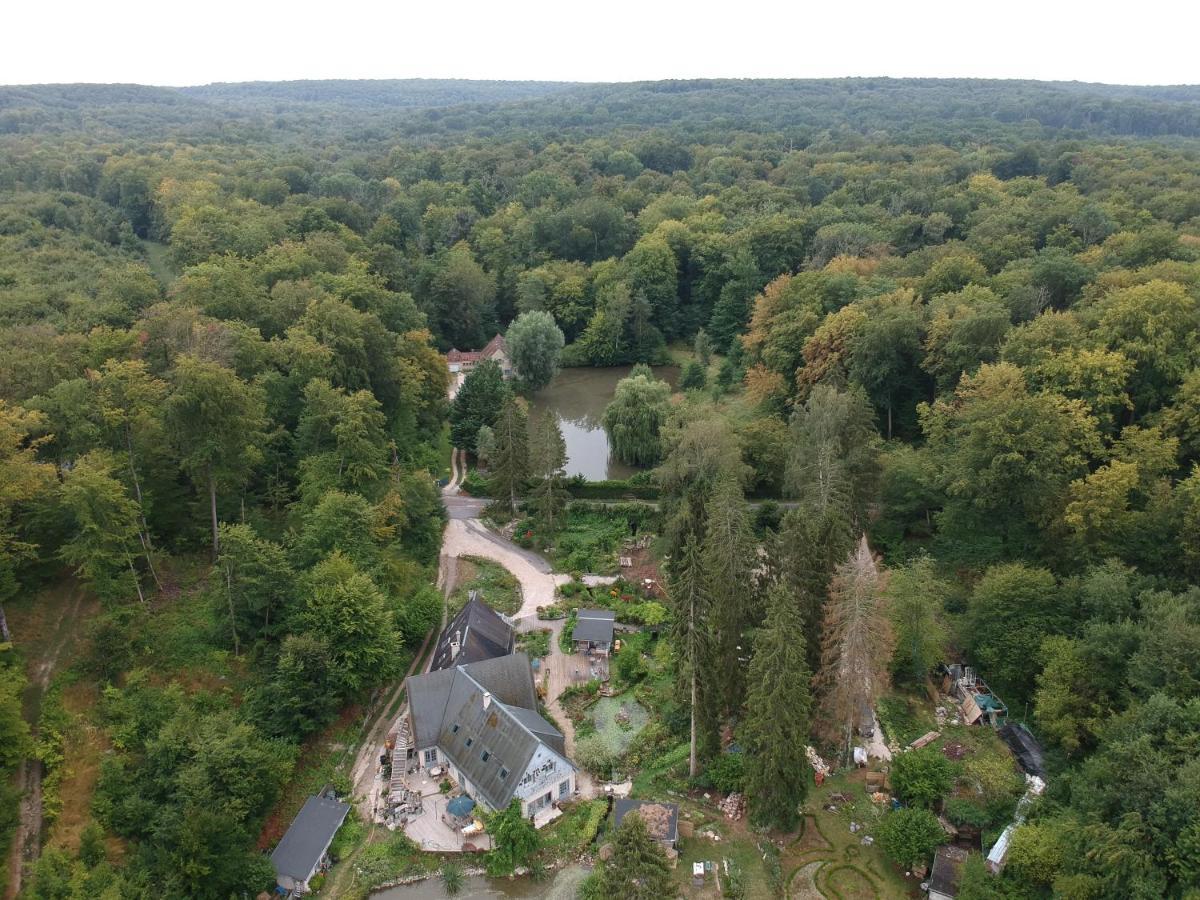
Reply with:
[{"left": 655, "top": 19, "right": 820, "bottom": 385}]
[
  {"left": 703, "top": 752, "right": 746, "bottom": 793},
  {"left": 876, "top": 807, "right": 944, "bottom": 869},
  {"left": 943, "top": 797, "right": 989, "bottom": 828},
  {"left": 1007, "top": 822, "right": 1064, "bottom": 886},
  {"left": 890, "top": 746, "right": 956, "bottom": 808},
  {"left": 574, "top": 733, "right": 617, "bottom": 777}
]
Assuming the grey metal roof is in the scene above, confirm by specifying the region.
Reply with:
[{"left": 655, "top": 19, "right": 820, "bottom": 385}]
[
  {"left": 573, "top": 608, "right": 615, "bottom": 643},
  {"left": 430, "top": 595, "right": 514, "bottom": 671},
  {"left": 613, "top": 798, "right": 679, "bottom": 844},
  {"left": 270, "top": 794, "right": 350, "bottom": 881},
  {"left": 407, "top": 653, "right": 538, "bottom": 750}
]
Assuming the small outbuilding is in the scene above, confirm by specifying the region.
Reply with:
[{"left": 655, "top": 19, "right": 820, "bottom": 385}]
[
  {"left": 572, "top": 609, "right": 615, "bottom": 654},
  {"left": 271, "top": 792, "right": 351, "bottom": 896},
  {"left": 613, "top": 798, "right": 680, "bottom": 848},
  {"left": 927, "top": 845, "right": 969, "bottom": 900}
]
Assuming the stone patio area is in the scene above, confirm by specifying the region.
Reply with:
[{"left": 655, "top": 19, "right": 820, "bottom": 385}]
[{"left": 399, "top": 768, "right": 493, "bottom": 853}]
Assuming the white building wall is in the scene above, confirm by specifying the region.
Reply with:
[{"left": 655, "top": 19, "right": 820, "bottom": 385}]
[{"left": 514, "top": 745, "right": 575, "bottom": 818}]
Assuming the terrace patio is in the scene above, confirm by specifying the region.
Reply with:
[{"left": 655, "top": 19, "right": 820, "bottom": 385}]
[{"left": 395, "top": 766, "right": 493, "bottom": 853}]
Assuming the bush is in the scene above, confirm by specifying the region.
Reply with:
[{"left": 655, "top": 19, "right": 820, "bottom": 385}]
[
  {"left": 876, "top": 807, "right": 944, "bottom": 869},
  {"left": 943, "top": 797, "right": 989, "bottom": 828},
  {"left": 565, "top": 479, "right": 659, "bottom": 500},
  {"left": 890, "top": 746, "right": 956, "bottom": 808},
  {"left": 702, "top": 752, "right": 746, "bottom": 793},
  {"left": 574, "top": 733, "right": 617, "bottom": 777}
]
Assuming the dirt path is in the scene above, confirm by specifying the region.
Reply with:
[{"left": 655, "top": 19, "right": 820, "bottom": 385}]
[
  {"left": 6, "top": 583, "right": 88, "bottom": 900},
  {"left": 442, "top": 519, "right": 569, "bottom": 622}
]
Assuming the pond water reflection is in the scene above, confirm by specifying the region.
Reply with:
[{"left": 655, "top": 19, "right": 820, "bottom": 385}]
[{"left": 527, "top": 366, "right": 678, "bottom": 481}]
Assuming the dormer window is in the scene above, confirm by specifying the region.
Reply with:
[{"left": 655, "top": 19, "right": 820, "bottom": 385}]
[
  {"left": 465, "top": 737, "right": 474, "bottom": 747},
  {"left": 500, "top": 767, "right": 509, "bottom": 779},
  {"left": 481, "top": 749, "right": 491, "bottom": 762},
  {"left": 451, "top": 724, "right": 460, "bottom": 733}
]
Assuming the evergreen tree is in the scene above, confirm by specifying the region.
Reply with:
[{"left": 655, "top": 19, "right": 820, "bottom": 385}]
[
  {"left": 491, "top": 395, "right": 530, "bottom": 516},
  {"left": 679, "top": 359, "right": 706, "bottom": 391},
  {"left": 702, "top": 476, "right": 756, "bottom": 714},
  {"left": 669, "top": 533, "right": 715, "bottom": 776},
  {"left": 528, "top": 412, "right": 568, "bottom": 535},
  {"left": 449, "top": 359, "right": 509, "bottom": 451},
  {"left": 584, "top": 810, "right": 673, "bottom": 900},
  {"left": 742, "top": 582, "right": 813, "bottom": 831},
  {"left": 693, "top": 328, "right": 713, "bottom": 366}
]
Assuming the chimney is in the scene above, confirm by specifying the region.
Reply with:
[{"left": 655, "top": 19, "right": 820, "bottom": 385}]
[
  {"left": 450, "top": 630, "right": 461, "bottom": 660},
  {"left": 483, "top": 691, "right": 492, "bottom": 710}
]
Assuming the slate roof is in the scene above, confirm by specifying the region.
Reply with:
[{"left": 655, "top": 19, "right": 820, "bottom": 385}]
[
  {"left": 572, "top": 608, "right": 615, "bottom": 644},
  {"left": 435, "top": 672, "right": 567, "bottom": 810},
  {"left": 430, "top": 595, "right": 515, "bottom": 671},
  {"left": 929, "top": 845, "right": 969, "bottom": 898},
  {"left": 405, "top": 653, "right": 574, "bottom": 811},
  {"left": 270, "top": 794, "right": 350, "bottom": 882},
  {"left": 407, "top": 654, "right": 538, "bottom": 750},
  {"left": 614, "top": 798, "right": 679, "bottom": 844}
]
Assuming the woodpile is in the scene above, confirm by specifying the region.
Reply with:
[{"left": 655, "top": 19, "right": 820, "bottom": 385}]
[{"left": 719, "top": 793, "right": 746, "bottom": 820}]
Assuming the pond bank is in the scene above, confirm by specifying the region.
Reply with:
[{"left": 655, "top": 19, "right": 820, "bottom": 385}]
[
  {"left": 528, "top": 366, "right": 677, "bottom": 481},
  {"left": 371, "top": 863, "right": 590, "bottom": 899}
]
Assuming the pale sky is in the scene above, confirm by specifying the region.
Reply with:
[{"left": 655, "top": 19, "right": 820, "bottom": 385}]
[{"left": 5, "top": 0, "right": 1199, "bottom": 87}]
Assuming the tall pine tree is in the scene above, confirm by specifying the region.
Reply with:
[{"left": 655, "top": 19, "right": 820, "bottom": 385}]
[
  {"left": 528, "top": 412, "right": 568, "bottom": 535},
  {"left": 669, "top": 533, "right": 716, "bottom": 777},
  {"left": 742, "top": 581, "right": 813, "bottom": 831},
  {"left": 702, "top": 475, "right": 757, "bottom": 715},
  {"left": 491, "top": 395, "right": 529, "bottom": 517}
]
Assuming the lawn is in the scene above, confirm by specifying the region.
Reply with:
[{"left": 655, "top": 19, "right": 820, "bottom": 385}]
[{"left": 448, "top": 555, "right": 522, "bottom": 616}]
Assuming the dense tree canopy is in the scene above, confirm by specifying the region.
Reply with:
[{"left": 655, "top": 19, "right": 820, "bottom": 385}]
[{"left": 5, "top": 75, "right": 1200, "bottom": 897}]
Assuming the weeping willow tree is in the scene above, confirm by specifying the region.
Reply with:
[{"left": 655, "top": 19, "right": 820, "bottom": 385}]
[
  {"left": 814, "top": 535, "right": 893, "bottom": 764},
  {"left": 601, "top": 368, "right": 671, "bottom": 466}
]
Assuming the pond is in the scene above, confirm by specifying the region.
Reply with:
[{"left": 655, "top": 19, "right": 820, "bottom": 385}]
[
  {"left": 527, "top": 366, "right": 678, "bottom": 481},
  {"left": 372, "top": 864, "right": 589, "bottom": 899}
]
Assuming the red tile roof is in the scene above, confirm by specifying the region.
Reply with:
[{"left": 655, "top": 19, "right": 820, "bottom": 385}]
[{"left": 447, "top": 335, "right": 506, "bottom": 365}]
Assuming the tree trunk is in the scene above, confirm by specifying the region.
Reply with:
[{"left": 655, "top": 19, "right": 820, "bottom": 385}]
[
  {"left": 225, "top": 565, "right": 240, "bottom": 657},
  {"left": 887, "top": 404, "right": 893, "bottom": 441},
  {"left": 126, "top": 554, "right": 146, "bottom": 604},
  {"left": 208, "top": 466, "right": 220, "bottom": 559},
  {"left": 689, "top": 670, "right": 699, "bottom": 778},
  {"left": 0, "top": 603, "right": 10, "bottom": 643},
  {"left": 125, "top": 431, "right": 163, "bottom": 591}
]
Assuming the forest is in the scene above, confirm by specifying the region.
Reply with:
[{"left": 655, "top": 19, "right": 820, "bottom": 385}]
[{"left": 1, "top": 77, "right": 1200, "bottom": 898}]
